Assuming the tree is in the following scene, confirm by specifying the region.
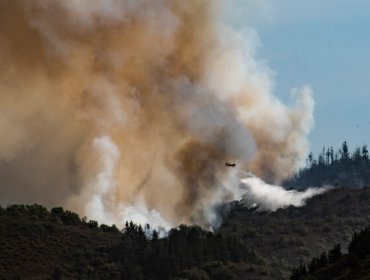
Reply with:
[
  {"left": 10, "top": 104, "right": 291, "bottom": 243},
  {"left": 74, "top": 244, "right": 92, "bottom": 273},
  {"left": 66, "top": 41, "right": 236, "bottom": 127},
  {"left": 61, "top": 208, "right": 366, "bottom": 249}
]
[
  {"left": 291, "top": 261, "right": 307, "bottom": 280},
  {"left": 362, "top": 145, "right": 369, "bottom": 160},
  {"left": 326, "top": 148, "right": 331, "bottom": 165},
  {"left": 330, "top": 146, "right": 334, "bottom": 164},
  {"left": 334, "top": 151, "right": 339, "bottom": 161},
  {"left": 152, "top": 230, "right": 159, "bottom": 242},
  {"left": 88, "top": 220, "right": 98, "bottom": 228},
  {"left": 284, "top": 141, "right": 370, "bottom": 189},
  {"left": 328, "top": 244, "right": 342, "bottom": 263},
  {"left": 352, "top": 147, "right": 362, "bottom": 162},
  {"left": 318, "top": 154, "right": 325, "bottom": 166},
  {"left": 307, "top": 152, "right": 314, "bottom": 166},
  {"left": 308, "top": 257, "right": 318, "bottom": 273},
  {"left": 317, "top": 252, "right": 328, "bottom": 267},
  {"left": 340, "top": 141, "right": 350, "bottom": 160},
  {"left": 348, "top": 228, "right": 370, "bottom": 258}
]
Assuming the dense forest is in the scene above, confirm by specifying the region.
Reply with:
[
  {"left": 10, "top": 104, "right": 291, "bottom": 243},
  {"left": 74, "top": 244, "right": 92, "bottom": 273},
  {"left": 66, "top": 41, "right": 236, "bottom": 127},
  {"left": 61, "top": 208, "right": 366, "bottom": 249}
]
[
  {"left": 220, "top": 187, "right": 370, "bottom": 279},
  {"left": 284, "top": 141, "right": 370, "bottom": 189},
  {"left": 291, "top": 227, "right": 370, "bottom": 280},
  {"left": 0, "top": 204, "right": 261, "bottom": 280},
  {"left": 4, "top": 186, "right": 370, "bottom": 279}
]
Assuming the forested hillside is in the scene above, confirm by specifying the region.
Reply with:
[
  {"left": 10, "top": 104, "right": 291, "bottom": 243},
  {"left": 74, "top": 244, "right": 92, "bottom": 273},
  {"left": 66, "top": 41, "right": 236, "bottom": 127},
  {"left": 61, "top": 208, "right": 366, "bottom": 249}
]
[
  {"left": 291, "top": 227, "right": 370, "bottom": 280},
  {"left": 0, "top": 204, "right": 260, "bottom": 280},
  {"left": 220, "top": 187, "right": 370, "bottom": 279},
  {"left": 3, "top": 186, "right": 370, "bottom": 279},
  {"left": 284, "top": 141, "right": 370, "bottom": 189}
]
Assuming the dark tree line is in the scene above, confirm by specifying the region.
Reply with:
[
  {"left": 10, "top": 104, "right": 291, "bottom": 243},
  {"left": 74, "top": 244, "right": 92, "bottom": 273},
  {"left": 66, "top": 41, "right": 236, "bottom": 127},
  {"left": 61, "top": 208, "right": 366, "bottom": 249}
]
[
  {"left": 291, "top": 227, "right": 370, "bottom": 280},
  {"left": 114, "top": 222, "right": 261, "bottom": 279},
  {"left": 284, "top": 141, "right": 370, "bottom": 189},
  {"left": 290, "top": 244, "right": 342, "bottom": 280},
  {"left": 0, "top": 204, "right": 260, "bottom": 279},
  {"left": 348, "top": 227, "right": 370, "bottom": 258}
]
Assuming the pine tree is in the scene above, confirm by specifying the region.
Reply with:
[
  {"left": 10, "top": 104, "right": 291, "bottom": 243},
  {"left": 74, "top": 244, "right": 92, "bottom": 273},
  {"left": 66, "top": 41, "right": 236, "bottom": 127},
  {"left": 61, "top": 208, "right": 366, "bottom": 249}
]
[
  {"left": 328, "top": 244, "right": 342, "bottom": 263},
  {"left": 326, "top": 148, "right": 331, "bottom": 165},
  {"left": 362, "top": 145, "right": 369, "bottom": 160},
  {"left": 330, "top": 146, "right": 334, "bottom": 164},
  {"left": 318, "top": 252, "right": 328, "bottom": 267},
  {"left": 308, "top": 256, "right": 318, "bottom": 273},
  {"left": 340, "top": 141, "right": 350, "bottom": 160},
  {"left": 307, "top": 152, "right": 314, "bottom": 166},
  {"left": 352, "top": 147, "right": 362, "bottom": 162}
]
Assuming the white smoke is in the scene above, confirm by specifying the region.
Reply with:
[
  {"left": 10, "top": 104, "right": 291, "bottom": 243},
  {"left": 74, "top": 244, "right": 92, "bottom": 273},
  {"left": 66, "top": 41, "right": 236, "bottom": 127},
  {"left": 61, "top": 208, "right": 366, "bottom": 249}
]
[
  {"left": 121, "top": 200, "right": 172, "bottom": 231},
  {"left": 240, "top": 176, "right": 332, "bottom": 211},
  {"left": 66, "top": 136, "right": 173, "bottom": 230}
]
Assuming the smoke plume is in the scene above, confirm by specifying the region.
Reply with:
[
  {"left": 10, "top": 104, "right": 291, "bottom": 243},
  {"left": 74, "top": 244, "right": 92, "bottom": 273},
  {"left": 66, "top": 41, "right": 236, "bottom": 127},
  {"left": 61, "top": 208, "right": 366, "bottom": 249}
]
[
  {"left": 0, "top": 0, "right": 314, "bottom": 228},
  {"left": 241, "top": 176, "right": 331, "bottom": 211}
]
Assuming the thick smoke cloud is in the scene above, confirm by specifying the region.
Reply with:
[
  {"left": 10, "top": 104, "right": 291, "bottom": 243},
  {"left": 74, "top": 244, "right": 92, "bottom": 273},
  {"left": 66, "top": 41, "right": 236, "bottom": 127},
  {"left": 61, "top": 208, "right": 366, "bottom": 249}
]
[
  {"left": 241, "top": 176, "right": 331, "bottom": 211},
  {"left": 0, "top": 0, "right": 314, "bottom": 229}
]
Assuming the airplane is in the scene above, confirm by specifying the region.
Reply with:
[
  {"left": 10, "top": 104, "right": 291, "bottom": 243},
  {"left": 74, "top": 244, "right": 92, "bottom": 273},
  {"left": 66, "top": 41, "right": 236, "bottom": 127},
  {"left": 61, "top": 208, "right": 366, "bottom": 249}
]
[{"left": 225, "top": 162, "right": 236, "bottom": 167}]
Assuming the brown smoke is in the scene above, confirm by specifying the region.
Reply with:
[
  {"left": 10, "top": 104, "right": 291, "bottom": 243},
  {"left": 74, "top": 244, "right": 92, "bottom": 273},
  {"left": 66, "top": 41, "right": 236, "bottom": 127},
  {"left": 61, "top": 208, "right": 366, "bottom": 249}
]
[{"left": 0, "top": 0, "right": 314, "bottom": 228}]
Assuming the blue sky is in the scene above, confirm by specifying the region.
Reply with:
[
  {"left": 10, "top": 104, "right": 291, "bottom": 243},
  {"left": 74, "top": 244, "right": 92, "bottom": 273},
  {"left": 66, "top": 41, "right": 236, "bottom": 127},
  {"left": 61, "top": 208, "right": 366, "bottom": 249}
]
[{"left": 226, "top": 0, "right": 370, "bottom": 156}]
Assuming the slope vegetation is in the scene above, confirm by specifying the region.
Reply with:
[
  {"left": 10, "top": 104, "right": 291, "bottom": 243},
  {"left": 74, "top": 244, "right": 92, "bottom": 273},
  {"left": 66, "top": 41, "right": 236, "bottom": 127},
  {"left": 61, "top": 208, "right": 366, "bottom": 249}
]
[
  {"left": 220, "top": 187, "right": 370, "bottom": 279},
  {"left": 0, "top": 205, "right": 260, "bottom": 280},
  {"left": 2, "top": 186, "right": 370, "bottom": 279}
]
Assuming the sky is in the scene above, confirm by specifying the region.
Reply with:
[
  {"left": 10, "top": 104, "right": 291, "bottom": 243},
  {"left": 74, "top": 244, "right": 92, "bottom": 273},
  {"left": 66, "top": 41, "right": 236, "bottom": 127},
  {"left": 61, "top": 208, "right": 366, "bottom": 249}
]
[{"left": 226, "top": 0, "right": 370, "bottom": 156}]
